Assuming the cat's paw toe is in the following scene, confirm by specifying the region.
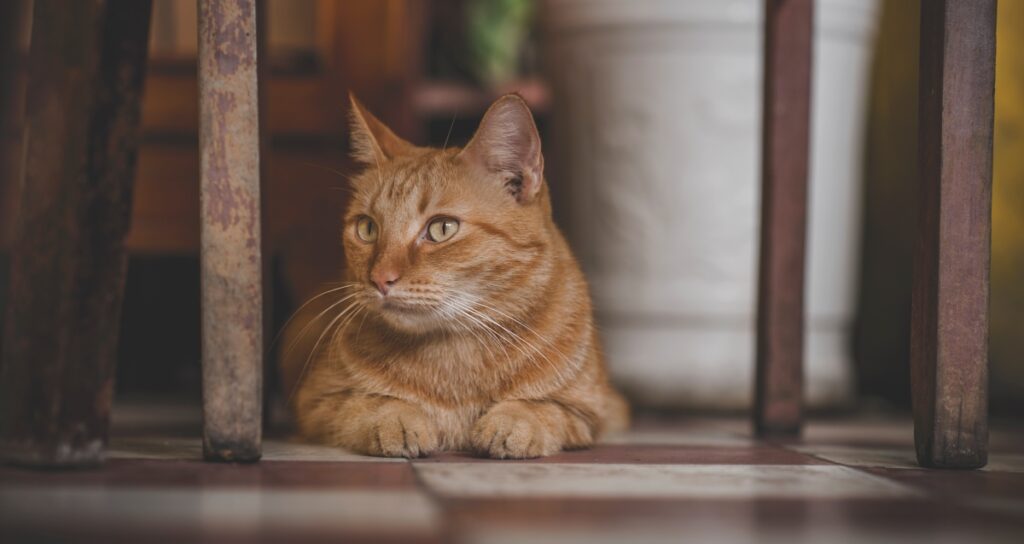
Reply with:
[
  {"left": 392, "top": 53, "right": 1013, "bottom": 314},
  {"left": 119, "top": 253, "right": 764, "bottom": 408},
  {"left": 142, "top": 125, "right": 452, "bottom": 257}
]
[
  {"left": 368, "top": 406, "right": 438, "bottom": 458},
  {"left": 471, "top": 409, "right": 560, "bottom": 459}
]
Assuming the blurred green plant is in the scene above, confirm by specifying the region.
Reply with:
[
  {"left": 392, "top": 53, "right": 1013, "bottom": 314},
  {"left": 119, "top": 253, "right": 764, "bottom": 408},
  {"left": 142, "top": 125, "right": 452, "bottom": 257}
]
[{"left": 465, "top": 0, "right": 535, "bottom": 86}]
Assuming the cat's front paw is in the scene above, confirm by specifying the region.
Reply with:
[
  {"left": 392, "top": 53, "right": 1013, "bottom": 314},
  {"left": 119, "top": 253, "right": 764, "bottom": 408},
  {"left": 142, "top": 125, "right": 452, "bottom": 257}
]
[
  {"left": 363, "top": 402, "right": 439, "bottom": 458},
  {"left": 471, "top": 402, "right": 562, "bottom": 459}
]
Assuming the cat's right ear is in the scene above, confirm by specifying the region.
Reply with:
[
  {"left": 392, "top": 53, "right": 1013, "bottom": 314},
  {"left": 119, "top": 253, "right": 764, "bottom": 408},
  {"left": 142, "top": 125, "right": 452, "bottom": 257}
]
[
  {"left": 458, "top": 94, "right": 544, "bottom": 204},
  {"left": 348, "top": 93, "right": 414, "bottom": 165}
]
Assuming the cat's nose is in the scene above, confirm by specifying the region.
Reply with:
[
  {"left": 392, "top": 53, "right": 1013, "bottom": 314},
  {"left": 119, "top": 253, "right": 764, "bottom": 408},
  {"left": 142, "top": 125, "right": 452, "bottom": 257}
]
[{"left": 371, "top": 269, "right": 400, "bottom": 295}]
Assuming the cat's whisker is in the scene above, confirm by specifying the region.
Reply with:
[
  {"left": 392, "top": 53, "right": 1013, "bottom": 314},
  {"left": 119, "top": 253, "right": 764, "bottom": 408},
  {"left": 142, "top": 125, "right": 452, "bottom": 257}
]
[
  {"left": 297, "top": 159, "right": 354, "bottom": 181},
  {"left": 450, "top": 304, "right": 511, "bottom": 368},
  {"left": 282, "top": 288, "right": 358, "bottom": 358},
  {"left": 448, "top": 296, "right": 513, "bottom": 363},
  {"left": 446, "top": 295, "right": 522, "bottom": 352},
  {"left": 447, "top": 285, "right": 551, "bottom": 335},
  {"left": 288, "top": 297, "right": 365, "bottom": 404},
  {"left": 446, "top": 291, "right": 576, "bottom": 386},
  {"left": 442, "top": 112, "right": 457, "bottom": 151},
  {"left": 448, "top": 310, "right": 502, "bottom": 366},
  {"left": 354, "top": 304, "right": 371, "bottom": 345},
  {"left": 271, "top": 283, "right": 361, "bottom": 349},
  {"left": 327, "top": 300, "right": 365, "bottom": 368},
  {"left": 337, "top": 299, "right": 367, "bottom": 339},
  {"left": 443, "top": 297, "right": 485, "bottom": 331},
  {"left": 447, "top": 296, "right": 542, "bottom": 374},
  {"left": 447, "top": 287, "right": 575, "bottom": 364},
  {"left": 283, "top": 290, "right": 363, "bottom": 362}
]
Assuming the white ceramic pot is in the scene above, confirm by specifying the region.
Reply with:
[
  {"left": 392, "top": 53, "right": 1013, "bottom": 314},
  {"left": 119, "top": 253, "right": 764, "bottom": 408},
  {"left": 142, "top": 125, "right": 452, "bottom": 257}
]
[{"left": 542, "top": 0, "right": 880, "bottom": 409}]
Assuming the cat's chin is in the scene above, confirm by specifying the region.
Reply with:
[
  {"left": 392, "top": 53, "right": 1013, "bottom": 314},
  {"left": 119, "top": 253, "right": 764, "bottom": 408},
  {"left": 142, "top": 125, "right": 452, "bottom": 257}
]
[{"left": 374, "top": 303, "right": 445, "bottom": 336}]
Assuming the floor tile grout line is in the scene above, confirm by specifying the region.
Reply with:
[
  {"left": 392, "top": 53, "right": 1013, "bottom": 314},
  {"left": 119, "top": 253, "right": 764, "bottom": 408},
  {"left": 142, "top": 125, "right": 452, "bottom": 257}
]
[
  {"left": 771, "top": 439, "right": 854, "bottom": 468},
  {"left": 409, "top": 458, "right": 463, "bottom": 543}
]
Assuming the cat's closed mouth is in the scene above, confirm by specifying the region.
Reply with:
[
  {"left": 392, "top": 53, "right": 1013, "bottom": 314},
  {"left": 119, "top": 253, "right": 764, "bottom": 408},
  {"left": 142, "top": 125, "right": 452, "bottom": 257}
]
[{"left": 379, "top": 298, "right": 434, "bottom": 314}]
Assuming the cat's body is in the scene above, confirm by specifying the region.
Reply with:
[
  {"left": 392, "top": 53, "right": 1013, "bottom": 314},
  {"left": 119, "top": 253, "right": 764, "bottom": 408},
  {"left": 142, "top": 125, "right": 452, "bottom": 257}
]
[{"left": 283, "top": 94, "right": 627, "bottom": 458}]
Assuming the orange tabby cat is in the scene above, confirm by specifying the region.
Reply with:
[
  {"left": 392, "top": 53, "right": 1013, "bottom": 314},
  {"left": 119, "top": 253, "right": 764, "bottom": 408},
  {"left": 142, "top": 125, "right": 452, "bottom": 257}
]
[{"left": 282, "top": 93, "right": 628, "bottom": 458}]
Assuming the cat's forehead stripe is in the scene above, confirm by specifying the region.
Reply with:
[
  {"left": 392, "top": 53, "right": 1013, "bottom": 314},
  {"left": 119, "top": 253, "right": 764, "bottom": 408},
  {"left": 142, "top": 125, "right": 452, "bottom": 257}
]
[
  {"left": 370, "top": 153, "right": 447, "bottom": 217},
  {"left": 417, "top": 183, "right": 431, "bottom": 214},
  {"left": 403, "top": 155, "right": 440, "bottom": 196}
]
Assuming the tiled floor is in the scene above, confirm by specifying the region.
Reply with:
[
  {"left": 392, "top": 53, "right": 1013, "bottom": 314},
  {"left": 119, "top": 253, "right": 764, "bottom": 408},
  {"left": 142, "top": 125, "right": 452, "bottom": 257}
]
[{"left": 2, "top": 405, "right": 1023, "bottom": 543}]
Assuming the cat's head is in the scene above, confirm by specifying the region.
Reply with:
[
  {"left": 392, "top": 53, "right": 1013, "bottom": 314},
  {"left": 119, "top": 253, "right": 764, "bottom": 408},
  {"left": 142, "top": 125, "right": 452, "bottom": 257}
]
[{"left": 341, "top": 94, "right": 554, "bottom": 335}]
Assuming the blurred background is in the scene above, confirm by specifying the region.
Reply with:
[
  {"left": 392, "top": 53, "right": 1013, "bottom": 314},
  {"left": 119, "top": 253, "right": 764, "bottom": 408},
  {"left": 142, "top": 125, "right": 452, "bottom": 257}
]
[{"left": 0, "top": 0, "right": 1021, "bottom": 417}]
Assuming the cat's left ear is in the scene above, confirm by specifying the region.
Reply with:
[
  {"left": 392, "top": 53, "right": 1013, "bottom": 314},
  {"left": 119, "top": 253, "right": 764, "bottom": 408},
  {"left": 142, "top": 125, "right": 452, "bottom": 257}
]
[{"left": 458, "top": 94, "right": 544, "bottom": 204}]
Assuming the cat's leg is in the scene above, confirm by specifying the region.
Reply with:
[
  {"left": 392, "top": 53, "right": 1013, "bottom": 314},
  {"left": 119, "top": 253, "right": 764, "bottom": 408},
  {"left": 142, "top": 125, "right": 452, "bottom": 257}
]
[
  {"left": 297, "top": 392, "right": 439, "bottom": 458},
  {"left": 470, "top": 399, "right": 597, "bottom": 459}
]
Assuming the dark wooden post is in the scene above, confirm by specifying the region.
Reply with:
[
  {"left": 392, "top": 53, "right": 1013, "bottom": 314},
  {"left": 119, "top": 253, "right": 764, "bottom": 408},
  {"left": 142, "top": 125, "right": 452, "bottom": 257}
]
[
  {"left": 0, "top": 0, "right": 33, "bottom": 247},
  {"left": 911, "top": 0, "right": 996, "bottom": 469},
  {"left": 0, "top": 0, "right": 152, "bottom": 467},
  {"left": 256, "top": 0, "right": 275, "bottom": 429},
  {"left": 198, "top": 0, "right": 263, "bottom": 462},
  {"left": 754, "top": 0, "right": 814, "bottom": 437}
]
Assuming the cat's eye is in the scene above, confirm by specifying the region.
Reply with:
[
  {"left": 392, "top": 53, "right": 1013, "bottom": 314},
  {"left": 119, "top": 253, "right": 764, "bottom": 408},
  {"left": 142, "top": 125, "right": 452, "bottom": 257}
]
[
  {"left": 356, "top": 216, "right": 378, "bottom": 242},
  {"left": 426, "top": 217, "right": 459, "bottom": 243}
]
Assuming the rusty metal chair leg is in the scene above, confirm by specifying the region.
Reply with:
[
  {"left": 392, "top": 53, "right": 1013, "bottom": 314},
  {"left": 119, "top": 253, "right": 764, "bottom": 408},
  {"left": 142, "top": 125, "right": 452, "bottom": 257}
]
[
  {"left": 754, "top": 0, "right": 814, "bottom": 437},
  {"left": 198, "top": 0, "right": 263, "bottom": 462},
  {"left": 910, "top": 0, "right": 995, "bottom": 469},
  {"left": 0, "top": 0, "right": 152, "bottom": 467}
]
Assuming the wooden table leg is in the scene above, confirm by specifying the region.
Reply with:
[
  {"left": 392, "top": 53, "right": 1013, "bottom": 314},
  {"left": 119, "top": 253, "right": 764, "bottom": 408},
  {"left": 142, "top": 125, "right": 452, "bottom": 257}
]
[
  {"left": 911, "top": 0, "right": 996, "bottom": 469},
  {"left": 0, "top": 0, "right": 152, "bottom": 467},
  {"left": 198, "top": 0, "right": 263, "bottom": 462},
  {"left": 754, "top": 0, "right": 814, "bottom": 437}
]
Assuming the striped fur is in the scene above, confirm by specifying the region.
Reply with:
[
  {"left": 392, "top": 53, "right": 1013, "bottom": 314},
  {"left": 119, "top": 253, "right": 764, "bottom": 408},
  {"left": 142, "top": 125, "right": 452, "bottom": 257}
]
[{"left": 282, "top": 95, "right": 628, "bottom": 458}]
